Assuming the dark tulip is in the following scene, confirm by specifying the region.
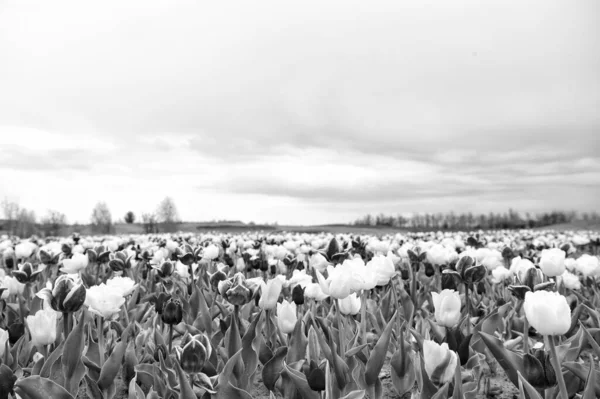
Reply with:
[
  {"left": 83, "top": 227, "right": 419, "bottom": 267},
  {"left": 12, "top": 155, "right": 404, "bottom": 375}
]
[
  {"left": 463, "top": 264, "right": 486, "bottom": 285},
  {"left": 476, "top": 281, "right": 485, "bottom": 295},
  {"left": 455, "top": 256, "right": 474, "bottom": 278},
  {"left": 62, "top": 243, "right": 72, "bottom": 256},
  {"left": 8, "top": 322, "right": 24, "bottom": 345},
  {"left": 50, "top": 275, "right": 86, "bottom": 312},
  {"left": 39, "top": 249, "right": 54, "bottom": 265},
  {"left": 157, "top": 261, "right": 174, "bottom": 278},
  {"left": 307, "top": 361, "right": 326, "bottom": 392},
  {"left": 178, "top": 252, "right": 195, "bottom": 267},
  {"left": 296, "top": 261, "right": 305, "bottom": 271},
  {"left": 441, "top": 273, "right": 458, "bottom": 290},
  {"left": 259, "top": 259, "right": 269, "bottom": 272},
  {"left": 180, "top": 336, "right": 208, "bottom": 374},
  {"left": 225, "top": 283, "right": 252, "bottom": 306},
  {"left": 401, "top": 269, "right": 409, "bottom": 280},
  {"left": 162, "top": 298, "right": 183, "bottom": 325},
  {"left": 87, "top": 248, "right": 98, "bottom": 264},
  {"left": 424, "top": 263, "right": 435, "bottom": 278},
  {"left": 4, "top": 257, "right": 14, "bottom": 269},
  {"left": 507, "top": 285, "right": 531, "bottom": 301},
  {"left": 523, "top": 267, "right": 542, "bottom": 290},
  {"left": 108, "top": 258, "right": 125, "bottom": 272},
  {"left": 209, "top": 270, "right": 227, "bottom": 292},
  {"left": 155, "top": 292, "right": 172, "bottom": 315},
  {"left": 496, "top": 298, "right": 506, "bottom": 307},
  {"left": 269, "top": 265, "right": 277, "bottom": 275},
  {"left": 292, "top": 284, "right": 305, "bottom": 305},
  {"left": 0, "top": 364, "right": 17, "bottom": 399}
]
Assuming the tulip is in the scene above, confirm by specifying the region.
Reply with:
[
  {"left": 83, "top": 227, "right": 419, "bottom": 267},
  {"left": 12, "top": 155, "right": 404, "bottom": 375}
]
[
  {"left": 85, "top": 284, "right": 126, "bottom": 319},
  {"left": 561, "top": 271, "right": 581, "bottom": 290},
  {"left": 219, "top": 273, "right": 254, "bottom": 306},
  {"left": 338, "top": 293, "right": 361, "bottom": 316},
  {"left": 60, "top": 252, "right": 89, "bottom": 274},
  {"left": 367, "top": 254, "right": 396, "bottom": 286},
  {"left": 291, "top": 284, "right": 305, "bottom": 305},
  {"left": 510, "top": 257, "right": 535, "bottom": 282},
  {"left": 491, "top": 266, "right": 512, "bottom": 284},
  {"left": 575, "top": 254, "right": 600, "bottom": 278},
  {"left": 106, "top": 276, "right": 138, "bottom": 297},
  {"left": 12, "top": 262, "right": 46, "bottom": 284},
  {"left": 3, "top": 276, "right": 25, "bottom": 296},
  {"left": 423, "top": 340, "right": 457, "bottom": 385},
  {"left": 523, "top": 291, "right": 571, "bottom": 336},
  {"left": 539, "top": 248, "right": 566, "bottom": 277},
  {"left": 162, "top": 297, "right": 183, "bottom": 325},
  {"left": 202, "top": 244, "right": 220, "bottom": 260},
  {"left": 179, "top": 334, "right": 211, "bottom": 374},
  {"left": 36, "top": 274, "right": 86, "bottom": 313},
  {"left": 277, "top": 300, "right": 297, "bottom": 334},
  {"left": 309, "top": 252, "right": 329, "bottom": 273},
  {"left": 431, "top": 289, "right": 461, "bottom": 328},
  {"left": 0, "top": 328, "right": 8, "bottom": 358},
  {"left": 306, "top": 361, "right": 326, "bottom": 391},
  {"left": 15, "top": 241, "right": 36, "bottom": 259},
  {"left": 524, "top": 290, "right": 572, "bottom": 399},
  {"left": 303, "top": 283, "right": 328, "bottom": 301},
  {"left": 258, "top": 275, "right": 285, "bottom": 310},
  {"left": 26, "top": 308, "right": 58, "bottom": 350},
  {"left": 426, "top": 244, "right": 451, "bottom": 266}
]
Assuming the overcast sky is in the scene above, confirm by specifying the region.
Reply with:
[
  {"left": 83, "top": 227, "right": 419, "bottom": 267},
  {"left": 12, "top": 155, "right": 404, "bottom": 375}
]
[{"left": 1, "top": 0, "right": 599, "bottom": 225}]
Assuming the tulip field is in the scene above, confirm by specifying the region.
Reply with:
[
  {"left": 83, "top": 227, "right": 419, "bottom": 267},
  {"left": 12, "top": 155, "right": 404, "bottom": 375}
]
[{"left": 1, "top": 230, "right": 600, "bottom": 399}]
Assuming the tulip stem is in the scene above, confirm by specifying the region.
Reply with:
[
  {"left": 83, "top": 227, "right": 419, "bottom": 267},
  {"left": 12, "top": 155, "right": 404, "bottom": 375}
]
[
  {"left": 545, "top": 335, "right": 568, "bottom": 399},
  {"left": 464, "top": 284, "right": 471, "bottom": 335},
  {"left": 97, "top": 316, "right": 105, "bottom": 366},
  {"left": 63, "top": 312, "right": 70, "bottom": 340},
  {"left": 410, "top": 262, "right": 418, "bottom": 311},
  {"left": 361, "top": 290, "right": 367, "bottom": 346},
  {"left": 336, "top": 301, "right": 344, "bottom": 357},
  {"left": 169, "top": 324, "right": 174, "bottom": 353},
  {"left": 522, "top": 316, "right": 529, "bottom": 355},
  {"left": 189, "top": 373, "right": 194, "bottom": 388}
]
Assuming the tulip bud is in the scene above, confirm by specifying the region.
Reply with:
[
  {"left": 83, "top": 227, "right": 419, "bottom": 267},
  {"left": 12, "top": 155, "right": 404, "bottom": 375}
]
[
  {"left": 306, "top": 361, "right": 326, "bottom": 391},
  {"left": 423, "top": 340, "right": 457, "bottom": 385},
  {"left": 431, "top": 290, "right": 461, "bottom": 328},
  {"left": 258, "top": 276, "right": 284, "bottom": 310},
  {"left": 180, "top": 335, "right": 208, "bottom": 374},
  {"left": 424, "top": 263, "right": 435, "bottom": 278},
  {"left": 291, "top": 284, "right": 305, "bottom": 305},
  {"left": 539, "top": 248, "right": 566, "bottom": 277},
  {"left": 209, "top": 270, "right": 228, "bottom": 292},
  {"left": 276, "top": 300, "right": 297, "bottom": 334},
  {"left": 8, "top": 322, "right": 24, "bottom": 345},
  {"left": 162, "top": 298, "right": 183, "bottom": 325},
  {"left": 157, "top": 261, "right": 174, "bottom": 278}
]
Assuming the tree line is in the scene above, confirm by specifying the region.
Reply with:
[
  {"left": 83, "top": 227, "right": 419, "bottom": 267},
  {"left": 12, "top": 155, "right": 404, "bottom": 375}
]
[
  {"left": 352, "top": 209, "right": 600, "bottom": 230},
  {"left": 1, "top": 196, "right": 181, "bottom": 237}
]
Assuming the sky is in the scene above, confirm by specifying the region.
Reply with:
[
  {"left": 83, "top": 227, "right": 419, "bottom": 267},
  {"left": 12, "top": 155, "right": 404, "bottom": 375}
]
[{"left": 0, "top": 0, "right": 599, "bottom": 225}]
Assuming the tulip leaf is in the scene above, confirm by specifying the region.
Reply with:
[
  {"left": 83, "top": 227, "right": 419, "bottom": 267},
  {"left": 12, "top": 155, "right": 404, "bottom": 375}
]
[
  {"left": 173, "top": 358, "right": 196, "bottom": 399},
  {"left": 127, "top": 375, "right": 145, "bottom": 399},
  {"left": 219, "top": 348, "right": 246, "bottom": 390},
  {"left": 240, "top": 310, "right": 263, "bottom": 390},
  {"left": 563, "top": 361, "right": 600, "bottom": 396},
  {"left": 97, "top": 336, "right": 128, "bottom": 390},
  {"left": 581, "top": 323, "right": 600, "bottom": 360},
  {"left": 365, "top": 310, "right": 397, "bottom": 386},
  {"left": 430, "top": 382, "right": 449, "bottom": 399},
  {"left": 517, "top": 371, "right": 543, "bottom": 399},
  {"left": 14, "top": 376, "right": 74, "bottom": 399},
  {"left": 196, "top": 288, "right": 213, "bottom": 335},
  {"left": 478, "top": 331, "right": 524, "bottom": 388},
  {"left": 339, "top": 390, "right": 366, "bottom": 399},
  {"left": 390, "top": 348, "right": 416, "bottom": 397},
  {"left": 84, "top": 375, "right": 104, "bottom": 399},
  {"left": 452, "top": 358, "right": 464, "bottom": 399},
  {"left": 581, "top": 354, "right": 597, "bottom": 399},
  {"left": 215, "top": 382, "right": 253, "bottom": 399},
  {"left": 225, "top": 310, "right": 242, "bottom": 361},
  {"left": 262, "top": 346, "right": 288, "bottom": 391},
  {"left": 61, "top": 311, "right": 88, "bottom": 397},
  {"left": 345, "top": 343, "right": 369, "bottom": 358},
  {"left": 287, "top": 319, "right": 308, "bottom": 364},
  {"left": 39, "top": 340, "right": 64, "bottom": 378},
  {"left": 281, "top": 361, "right": 321, "bottom": 399}
]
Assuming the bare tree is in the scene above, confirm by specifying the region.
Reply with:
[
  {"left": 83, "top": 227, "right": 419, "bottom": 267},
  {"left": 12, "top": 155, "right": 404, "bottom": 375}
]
[
  {"left": 141, "top": 212, "right": 158, "bottom": 233},
  {"left": 124, "top": 211, "right": 136, "bottom": 224},
  {"left": 40, "top": 210, "right": 67, "bottom": 236},
  {"left": 2, "top": 198, "right": 20, "bottom": 235},
  {"left": 156, "top": 197, "right": 180, "bottom": 232},
  {"left": 91, "top": 202, "right": 113, "bottom": 234}
]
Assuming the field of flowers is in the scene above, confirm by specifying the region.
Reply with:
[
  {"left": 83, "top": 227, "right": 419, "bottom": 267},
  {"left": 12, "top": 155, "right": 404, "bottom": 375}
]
[{"left": 0, "top": 230, "right": 599, "bottom": 399}]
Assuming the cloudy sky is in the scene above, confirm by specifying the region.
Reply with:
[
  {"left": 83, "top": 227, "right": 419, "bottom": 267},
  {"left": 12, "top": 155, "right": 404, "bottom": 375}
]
[{"left": 0, "top": 0, "right": 599, "bottom": 225}]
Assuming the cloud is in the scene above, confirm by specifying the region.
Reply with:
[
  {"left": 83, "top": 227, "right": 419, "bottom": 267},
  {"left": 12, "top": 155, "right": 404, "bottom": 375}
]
[{"left": 0, "top": 0, "right": 598, "bottom": 224}]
